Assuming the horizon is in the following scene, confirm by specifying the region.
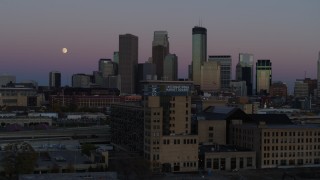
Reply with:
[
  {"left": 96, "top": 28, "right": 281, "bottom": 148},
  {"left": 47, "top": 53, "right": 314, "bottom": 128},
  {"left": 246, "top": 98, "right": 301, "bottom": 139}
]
[{"left": 1, "top": 0, "right": 320, "bottom": 94}]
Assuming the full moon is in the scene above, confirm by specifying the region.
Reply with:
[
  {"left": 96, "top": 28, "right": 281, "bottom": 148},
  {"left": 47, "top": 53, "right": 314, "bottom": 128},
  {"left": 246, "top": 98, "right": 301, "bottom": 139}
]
[{"left": 62, "top": 48, "right": 68, "bottom": 54}]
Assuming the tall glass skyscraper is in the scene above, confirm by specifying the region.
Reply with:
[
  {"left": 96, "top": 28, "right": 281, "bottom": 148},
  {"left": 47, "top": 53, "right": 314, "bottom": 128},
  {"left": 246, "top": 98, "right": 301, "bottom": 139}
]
[
  {"left": 256, "top": 59, "right": 272, "bottom": 95},
  {"left": 119, "top": 34, "right": 138, "bottom": 94},
  {"left": 208, "top": 55, "right": 232, "bottom": 90},
  {"left": 152, "top": 31, "right": 169, "bottom": 80},
  {"left": 236, "top": 53, "right": 254, "bottom": 95},
  {"left": 163, "top": 54, "right": 178, "bottom": 81},
  {"left": 192, "top": 26, "right": 207, "bottom": 86}
]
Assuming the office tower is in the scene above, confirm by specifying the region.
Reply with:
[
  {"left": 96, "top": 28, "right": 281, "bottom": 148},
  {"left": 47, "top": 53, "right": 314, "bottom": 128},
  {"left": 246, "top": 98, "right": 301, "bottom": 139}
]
[
  {"left": 269, "top": 81, "right": 287, "bottom": 98},
  {"left": 0, "top": 74, "right": 16, "bottom": 87},
  {"left": 303, "top": 78, "right": 317, "bottom": 97},
  {"left": 236, "top": 53, "right": 254, "bottom": 95},
  {"left": 138, "top": 62, "right": 157, "bottom": 82},
  {"left": 152, "top": 31, "right": 169, "bottom": 79},
  {"left": 49, "top": 71, "right": 61, "bottom": 88},
  {"left": 72, "top": 73, "right": 91, "bottom": 88},
  {"left": 192, "top": 26, "right": 207, "bottom": 86},
  {"left": 119, "top": 34, "right": 138, "bottom": 94},
  {"left": 256, "top": 60, "right": 272, "bottom": 95},
  {"left": 208, "top": 55, "right": 232, "bottom": 90},
  {"left": 201, "top": 61, "right": 220, "bottom": 92},
  {"left": 163, "top": 54, "right": 178, "bottom": 81},
  {"left": 294, "top": 80, "right": 309, "bottom": 98},
  {"left": 317, "top": 51, "right": 320, "bottom": 98},
  {"left": 113, "top": 51, "right": 119, "bottom": 64},
  {"left": 98, "top": 59, "right": 116, "bottom": 78},
  {"left": 230, "top": 80, "right": 247, "bottom": 96}
]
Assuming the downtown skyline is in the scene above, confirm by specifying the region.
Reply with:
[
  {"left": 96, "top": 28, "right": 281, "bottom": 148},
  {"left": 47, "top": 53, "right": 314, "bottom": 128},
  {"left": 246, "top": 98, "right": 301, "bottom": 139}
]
[{"left": 0, "top": 0, "right": 320, "bottom": 93}]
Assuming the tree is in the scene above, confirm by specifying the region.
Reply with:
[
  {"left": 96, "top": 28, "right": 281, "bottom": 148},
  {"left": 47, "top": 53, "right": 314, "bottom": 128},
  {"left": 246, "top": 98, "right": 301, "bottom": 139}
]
[
  {"left": 2, "top": 142, "right": 38, "bottom": 177},
  {"left": 81, "top": 144, "right": 97, "bottom": 156}
]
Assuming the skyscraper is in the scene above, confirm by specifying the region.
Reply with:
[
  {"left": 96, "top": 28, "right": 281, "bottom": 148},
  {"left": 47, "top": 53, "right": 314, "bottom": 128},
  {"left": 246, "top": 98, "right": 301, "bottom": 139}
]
[
  {"left": 49, "top": 71, "right": 61, "bottom": 88},
  {"left": 201, "top": 61, "right": 220, "bottom": 92},
  {"left": 163, "top": 54, "right": 178, "bottom": 81},
  {"left": 236, "top": 53, "right": 254, "bottom": 95},
  {"left": 317, "top": 51, "right": 320, "bottom": 98},
  {"left": 98, "top": 59, "right": 116, "bottom": 77},
  {"left": 192, "top": 26, "right": 207, "bottom": 86},
  {"left": 208, "top": 55, "right": 232, "bottom": 90},
  {"left": 152, "top": 31, "right": 169, "bottom": 80},
  {"left": 119, "top": 34, "right": 138, "bottom": 94},
  {"left": 113, "top": 51, "right": 119, "bottom": 64},
  {"left": 256, "top": 60, "right": 272, "bottom": 95}
]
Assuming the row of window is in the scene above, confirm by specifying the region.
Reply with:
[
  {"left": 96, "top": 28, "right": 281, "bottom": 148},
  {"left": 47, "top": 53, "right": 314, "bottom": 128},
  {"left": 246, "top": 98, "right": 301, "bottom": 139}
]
[
  {"left": 263, "top": 151, "right": 320, "bottom": 158},
  {"left": 263, "top": 131, "right": 320, "bottom": 137},
  {"left": 263, "top": 158, "right": 320, "bottom": 166},
  {"left": 263, "top": 144, "right": 320, "bottom": 151},
  {"left": 206, "top": 157, "right": 253, "bottom": 169},
  {"left": 163, "top": 138, "right": 197, "bottom": 145}
]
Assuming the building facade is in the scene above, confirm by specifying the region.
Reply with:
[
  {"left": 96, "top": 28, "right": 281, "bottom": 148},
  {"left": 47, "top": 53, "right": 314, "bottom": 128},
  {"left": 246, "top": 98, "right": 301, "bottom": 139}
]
[
  {"left": 256, "top": 60, "right": 272, "bottom": 95},
  {"left": 163, "top": 54, "right": 178, "bottom": 81},
  {"left": 230, "top": 117, "right": 320, "bottom": 169},
  {"left": 208, "top": 55, "right": 232, "bottom": 90},
  {"left": 49, "top": 71, "right": 61, "bottom": 89},
  {"left": 192, "top": 26, "right": 207, "bottom": 86},
  {"left": 200, "top": 61, "right": 220, "bottom": 92},
  {"left": 98, "top": 59, "right": 117, "bottom": 78},
  {"left": 236, "top": 53, "right": 254, "bottom": 95},
  {"left": 294, "top": 80, "right": 309, "bottom": 98},
  {"left": 0, "top": 75, "right": 16, "bottom": 87},
  {"left": 119, "top": 34, "right": 138, "bottom": 94},
  {"left": 72, "top": 74, "right": 91, "bottom": 88},
  {"left": 269, "top": 81, "right": 287, "bottom": 98},
  {"left": 152, "top": 31, "right": 169, "bottom": 80}
]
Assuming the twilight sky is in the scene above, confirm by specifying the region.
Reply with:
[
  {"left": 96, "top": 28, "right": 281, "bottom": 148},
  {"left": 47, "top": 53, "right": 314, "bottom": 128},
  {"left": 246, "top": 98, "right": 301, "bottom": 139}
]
[{"left": 0, "top": 0, "right": 319, "bottom": 93}]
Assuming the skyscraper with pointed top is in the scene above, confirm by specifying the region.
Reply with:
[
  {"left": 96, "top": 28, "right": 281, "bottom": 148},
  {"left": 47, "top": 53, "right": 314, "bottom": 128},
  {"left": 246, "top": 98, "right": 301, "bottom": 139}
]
[{"left": 152, "top": 31, "right": 169, "bottom": 80}]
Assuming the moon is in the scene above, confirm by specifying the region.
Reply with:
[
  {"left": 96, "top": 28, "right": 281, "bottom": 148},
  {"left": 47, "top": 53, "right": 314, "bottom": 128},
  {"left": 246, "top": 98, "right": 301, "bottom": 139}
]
[{"left": 62, "top": 48, "right": 68, "bottom": 54}]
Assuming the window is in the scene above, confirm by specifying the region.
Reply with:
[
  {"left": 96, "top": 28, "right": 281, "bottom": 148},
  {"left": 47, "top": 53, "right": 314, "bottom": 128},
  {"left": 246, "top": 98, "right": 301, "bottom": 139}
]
[
  {"left": 213, "top": 158, "right": 219, "bottom": 169},
  {"left": 206, "top": 159, "right": 212, "bottom": 168},
  {"left": 247, "top": 157, "right": 253, "bottom": 167},
  {"left": 209, "top": 127, "right": 213, "bottom": 131}
]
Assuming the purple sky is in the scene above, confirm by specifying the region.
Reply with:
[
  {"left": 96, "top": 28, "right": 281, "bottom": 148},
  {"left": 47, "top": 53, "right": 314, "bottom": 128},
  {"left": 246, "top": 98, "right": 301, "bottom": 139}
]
[{"left": 0, "top": 0, "right": 320, "bottom": 93}]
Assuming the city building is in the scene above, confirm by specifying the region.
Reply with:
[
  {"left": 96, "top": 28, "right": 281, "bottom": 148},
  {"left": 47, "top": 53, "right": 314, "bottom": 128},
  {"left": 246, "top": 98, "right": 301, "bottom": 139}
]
[
  {"left": 303, "top": 78, "right": 317, "bottom": 97},
  {"left": 230, "top": 80, "right": 247, "bottom": 97},
  {"left": 111, "top": 80, "right": 198, "bottom": 173},
  {"left": 72, "top": 74, "right": 91, "bottom": 88},
  {"left": 192, "top": 26, "right": 207, "bottom": 86},
  {"left": 256, "top": 60, "right": 272, "bottom": 95},
  {"left": 208, "top": 55, "right": 232, "bottom": 90},
  {"left": 269, "top": 81, "right": 287, "bottom": 98},
  {"left": 49, "top": 71, "right": 61, "bottom": 89},
  {"left": 137, "top": 62, "right": 157, "bottom": 83},
  {"left": 236, "top": 53, "right": 254, "bottom": 95},
  {"left": 98, "top": 59, "right": 117, "bottom": 78},
  {"left": 199, "top": 145, "right": 256, "bottom": 171},
  {"left": 0, "top": 87, "right": 43, "bottom": 107},
  {"left": 119, "top": 34, "right": 138, "bottom": 94},
  {"left": 113, "top": 51, "right": 119, "bottom": 64},
  {"left": 230, "top": 115, "right": 320, "bottom": 169},
  {"left": 294, "top": 80, "right": 309, "bottom": 98},
  {"left": 0, "top": 74, "right": 16, "bottom": 87},
  {"left": 317, "top": 51, "right": 320, "bottom": 98},
  {"left": 200, "top": 61, "right": 220, "bottom": 92},
  {"left": 163, "top": 54, "right": 178, "bottom": 81},
  {"left": 152, "top": 31, "right": 169, "bottom": 80}
]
